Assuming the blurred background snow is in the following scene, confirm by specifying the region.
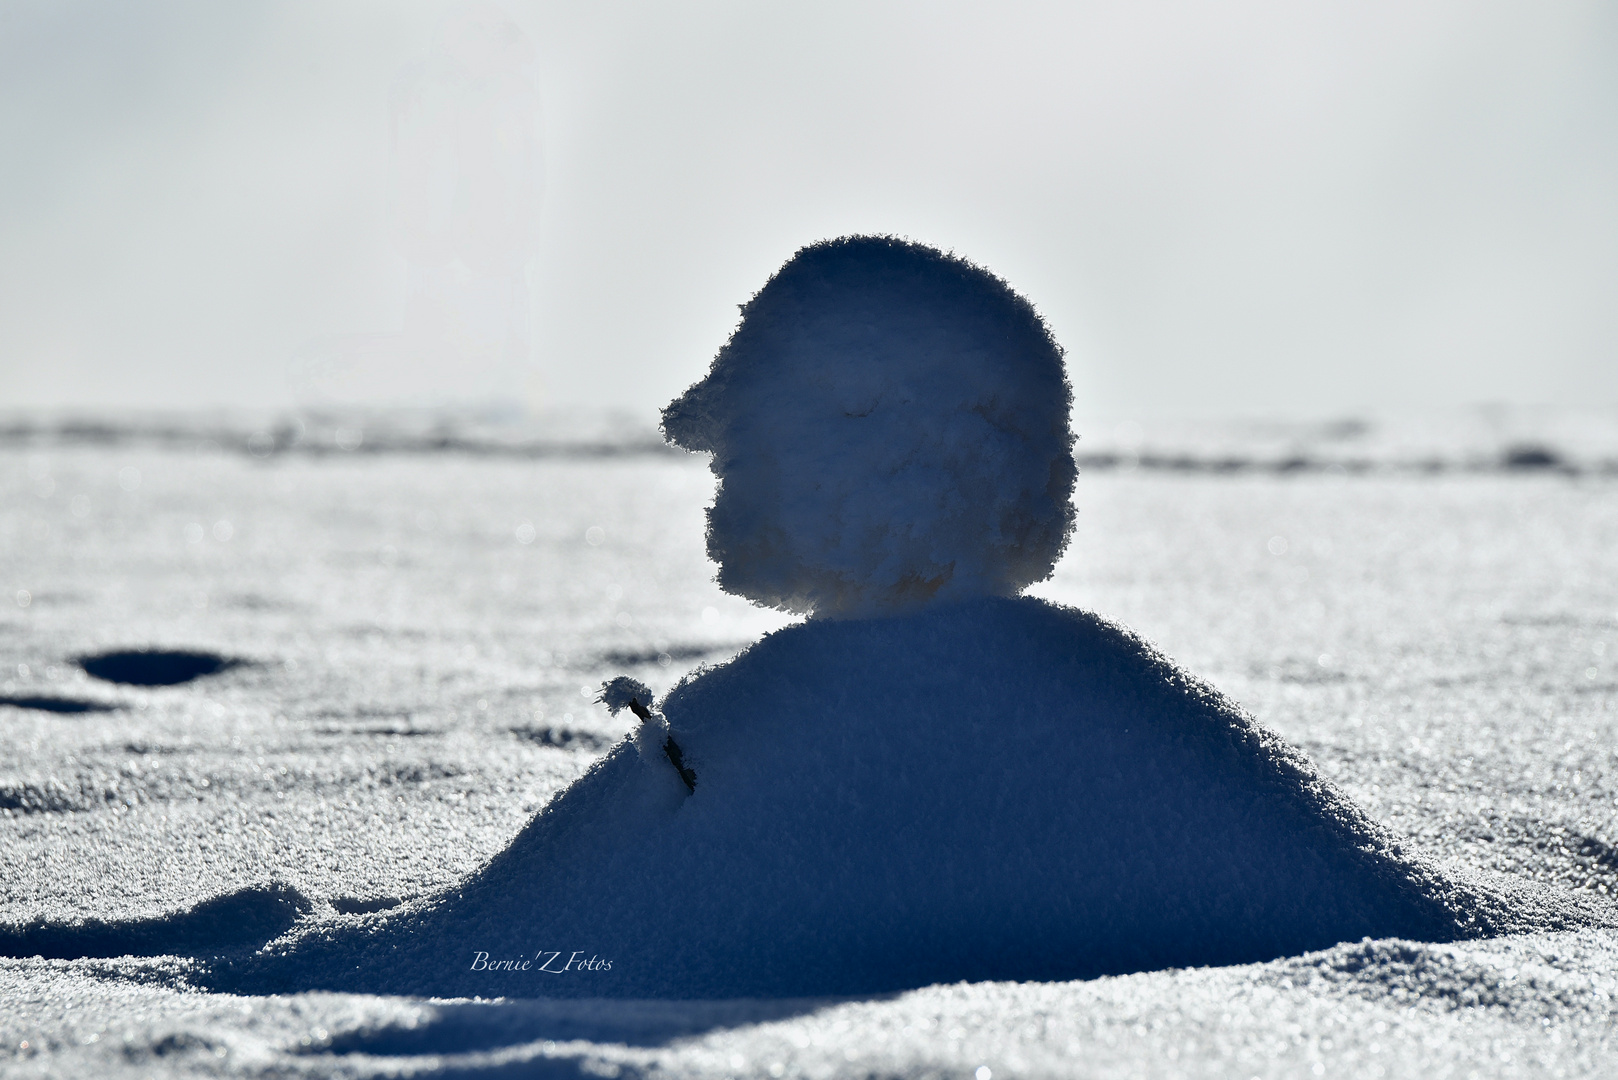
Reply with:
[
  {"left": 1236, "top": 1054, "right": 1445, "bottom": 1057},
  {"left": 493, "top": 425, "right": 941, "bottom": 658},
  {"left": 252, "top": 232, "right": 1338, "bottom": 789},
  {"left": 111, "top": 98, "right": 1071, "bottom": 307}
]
[{"left": 1, "top": 0, "right": 1615, "bottom": 421}]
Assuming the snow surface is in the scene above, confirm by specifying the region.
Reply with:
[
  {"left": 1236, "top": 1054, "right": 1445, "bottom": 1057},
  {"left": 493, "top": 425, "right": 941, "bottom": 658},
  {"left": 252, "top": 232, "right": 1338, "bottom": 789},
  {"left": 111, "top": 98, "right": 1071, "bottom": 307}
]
[
  {"left": 2, "top": 419, "right": 1617, "bottom": 1076},
  {"left": 209, "top": 597, "right": 1607, "bottom": 1001},
  {"left": 661, "top": 237, "right": 1077, "bottom": 617}
]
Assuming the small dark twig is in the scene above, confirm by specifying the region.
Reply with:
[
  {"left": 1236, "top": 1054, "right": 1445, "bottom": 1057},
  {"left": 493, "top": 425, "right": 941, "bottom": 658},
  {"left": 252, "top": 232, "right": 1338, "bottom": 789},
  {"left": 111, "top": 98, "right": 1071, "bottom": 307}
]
[
  {"left": 662, "top": 730, "right": 697, "bottom": 793},
  {"left": 596, "top": 677, "right": 697, "bottom": 794}
]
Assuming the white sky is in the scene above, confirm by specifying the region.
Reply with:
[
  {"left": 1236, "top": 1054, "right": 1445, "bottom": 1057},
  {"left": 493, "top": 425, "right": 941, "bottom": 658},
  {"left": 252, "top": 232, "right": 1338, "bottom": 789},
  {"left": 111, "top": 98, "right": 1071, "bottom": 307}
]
[{"left": 1, "top": 0, "right": 1614, "bottom": 419}]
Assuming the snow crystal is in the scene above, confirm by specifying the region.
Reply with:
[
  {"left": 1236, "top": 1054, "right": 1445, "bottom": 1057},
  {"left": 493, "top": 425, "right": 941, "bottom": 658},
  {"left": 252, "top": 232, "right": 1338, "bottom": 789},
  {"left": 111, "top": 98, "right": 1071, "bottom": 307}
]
[{"left": 662, "top": 235, "right": 1077, "bottom": 617}]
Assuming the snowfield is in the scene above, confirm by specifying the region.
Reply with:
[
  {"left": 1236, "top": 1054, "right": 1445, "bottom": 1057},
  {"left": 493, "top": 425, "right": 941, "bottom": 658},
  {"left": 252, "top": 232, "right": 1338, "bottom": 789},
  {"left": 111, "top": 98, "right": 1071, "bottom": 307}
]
[{"left": 1, "top": 415, "right": 1616, "bottom": 1077}]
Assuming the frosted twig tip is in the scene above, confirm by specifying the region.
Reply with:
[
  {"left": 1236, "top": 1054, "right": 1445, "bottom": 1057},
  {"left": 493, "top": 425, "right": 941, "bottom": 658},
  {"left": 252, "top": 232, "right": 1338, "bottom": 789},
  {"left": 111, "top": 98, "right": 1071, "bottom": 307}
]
[{"left": 597, "top": 676, "right": 656, "bottom": 721}]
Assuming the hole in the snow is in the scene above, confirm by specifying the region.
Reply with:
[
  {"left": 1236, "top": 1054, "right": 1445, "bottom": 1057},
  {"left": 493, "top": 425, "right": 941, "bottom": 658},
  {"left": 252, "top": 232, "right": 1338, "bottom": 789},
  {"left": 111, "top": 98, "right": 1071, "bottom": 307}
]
[
  {"left": 0, "top": 695, "right": 119, "bottom": 714},
  {"left": 0, "top": 883, "right": 314, "bottom": 959},
  {"left": 331, "top": 896, "right": 404, "bottom": 915},
  {"left": 1502, "top": 443, "right": 1565, "bottom": 470},
  {"left": 510, "top": 725, "right": 613, "bottom": 751},
  {"left": 77, "top": 650, "right": 244, "bottom": 687},
  {"left": 599, "top": 643, "right": 740, "bottom": 667}
]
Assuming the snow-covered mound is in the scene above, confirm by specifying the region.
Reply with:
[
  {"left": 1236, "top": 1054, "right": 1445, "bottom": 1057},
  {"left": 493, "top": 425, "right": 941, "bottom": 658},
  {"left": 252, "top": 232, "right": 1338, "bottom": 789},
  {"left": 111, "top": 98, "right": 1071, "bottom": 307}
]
[
  {"left": 661, "top": 236, "right": 1077, "bottom": 617},
  {"left": 169, "top": 238, "right": 1598, "bottom": 1004},
  {"left": 215, "top": 597, "right": 1534, "bottom": 999}
]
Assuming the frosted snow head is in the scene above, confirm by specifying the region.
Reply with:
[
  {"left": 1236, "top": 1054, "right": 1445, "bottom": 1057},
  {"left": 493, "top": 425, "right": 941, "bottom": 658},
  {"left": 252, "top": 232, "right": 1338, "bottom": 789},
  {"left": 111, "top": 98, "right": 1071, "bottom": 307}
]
[{"left": 663, "top": 236, "right": 1077, "bottom": 617}]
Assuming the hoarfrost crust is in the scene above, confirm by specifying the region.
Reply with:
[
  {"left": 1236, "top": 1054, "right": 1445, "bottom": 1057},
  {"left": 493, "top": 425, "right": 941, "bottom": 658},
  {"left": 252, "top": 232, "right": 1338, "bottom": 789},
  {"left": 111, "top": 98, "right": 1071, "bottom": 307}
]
[{"left": 663, "top": 235, "right": 1078, "bottom": 616}]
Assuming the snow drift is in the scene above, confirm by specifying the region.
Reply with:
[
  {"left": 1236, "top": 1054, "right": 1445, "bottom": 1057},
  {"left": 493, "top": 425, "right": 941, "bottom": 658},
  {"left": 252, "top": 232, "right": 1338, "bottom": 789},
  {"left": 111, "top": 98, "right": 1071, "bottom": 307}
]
[
  {"left": 201, "top": 237, "right": 1547, "bottom": 999},
  {"left": 661, "top": 236, "right": 1077, "bottom": 617},
  {"left": 216, "top": 597, "right": 1516, "bottom": 998}
]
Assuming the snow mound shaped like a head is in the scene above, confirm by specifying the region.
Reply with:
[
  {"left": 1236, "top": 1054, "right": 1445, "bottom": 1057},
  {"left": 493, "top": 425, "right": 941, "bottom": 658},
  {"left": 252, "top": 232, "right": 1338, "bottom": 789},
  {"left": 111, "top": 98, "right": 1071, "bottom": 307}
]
[{"left": 663, "top": 236, "right": 1077, "bottom": 616}]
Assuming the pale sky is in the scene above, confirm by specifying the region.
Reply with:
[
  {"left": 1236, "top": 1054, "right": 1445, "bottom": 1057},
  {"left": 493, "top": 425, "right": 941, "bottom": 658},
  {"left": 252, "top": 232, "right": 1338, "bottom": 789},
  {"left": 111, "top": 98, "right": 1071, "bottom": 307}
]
[{"left": 2, "top": 0, "right": 1614, "bottom": 419}]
